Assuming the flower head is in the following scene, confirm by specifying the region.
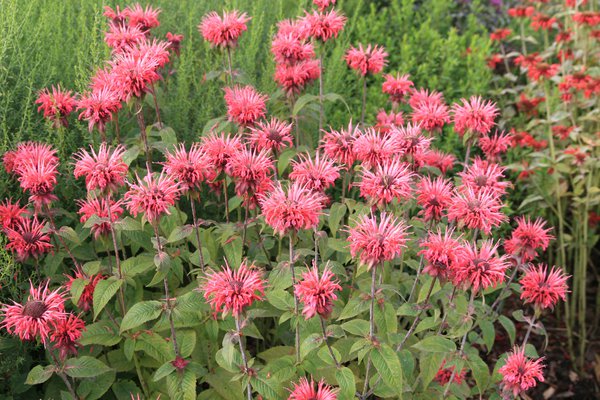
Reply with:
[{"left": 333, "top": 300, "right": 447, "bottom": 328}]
[
  {"left": 520, "top": 264, "right": 568, "bottom": 309},
  {"left": 452, "top": 96, "right": 498, "bottom": 137},
  {"left": 110, "top": 48, "right": 162, "bottom": 100},
  {"left": 452, "top": 240, "right": 509, "bottom": 292},
  {"left": 417, "top": 149, "right": 455, "bottom": 174},
  {"left": 499, "top": 347, "right": 545, "bottom": 398},
  {"left": 419, "top": 229, "right": 461, "bottom": 281},
  {"left": 459, "top": 158, "right": 510, "bottom": 196},
  {"left": 344, "top": 43, "right": 388, "bottom": 76},
  {"left": 166, "top": 32, "right": 184, "bottom": 56},
  {"left": 1, "top": 281, "right": 65, "bottom": 341},
  {"left": 201, "top": 261, "right": 265, "bottom": 317},
  {"left": 409, "top": 89, "right": 444, "bottom": 109},
  {"left": 434, "top": 360, "right": 467, "bottom": 385},
  {"left": 226, "top": 149, "right": 273, "bottom": 205},
  {"left": 0, "top": 199, "right": 27, "bottom": 230},
  {"left": 200, "top": 132, "right": 244, "bottom": 173},
  {"left": 77, "top": 88, "right": 122, "bottom": 133},
  {"left": 224, "top": 85, "right": 268, "bottom": 126},
  {"left": 479, "top": 130, "right": 512, "bottom": 161},
  {"left": 359, "top": 159, "right": 413, "bottom": 206},
  {"left": 199, "top": 10, "right": 250, "bottom": 48},
  {"left": 490, "top": 28, "right": 512, "bottom": 41},
  {"left": 122, "top": 3, "right": 161, "bottom": 31},
  {"left": 163, "top": 143, "right": 215, "bottom": 192},
  {"left": 73, "top": 144, "right": 128, "bottom": 193},
  {"left": 247, "top": 118, "right": 294, "bottom": 153},
  {"left": 504, "top": 217, "right": 553, "bottom": 262},
  {"left": 105, "top": 23, "right": 146, "bottom": 53},
  {"left": 272, "top": 34, "right": 314, "bottom": 65},
  {"left": 64, "top": 270, "right": 104, "bottom": 313},
  {"left": 411, "top": 101, "right": 450, "bottom": 132},
  {"left": 320, "top": 121, "right": 360, "bottom": 168},
  {"left": 259, "top": 181, "right": 325, "bottom": 236},
  {"left": 382, "top": 73, "right": 413, "bottom": 103},
  {"left": 289, "top": 153, "right": 340, "bottom": 193},
  {"left": 17, "top": 160, "right": 58, "bottom": 209},
  {"left": 77, "top": 198, "right": 124, "bottom": 239},
  {"left": 313, "top": 0, "right": 336, "bottom": 12},
  {"left": 35, "top": 85, "right": 77, "bottom": 128},
  {"left": 50, "top": 313, "right": 85, "bottom": 359},
  {"left": 393, "top": 123, "right": 431, "bottom": 160},
  {"left": 288, "top": 377, "right": 338, "bottom": 400},
  {"left": 274, "top": 60, "right": 321, "bottom": 96},
  {"left": 447, "top": 187, "right": 506, "bottom": 234},
  {"left": 295, "top": 265, "right": 341, "bottom": 319},
  {"left": 301, "top": 10, "right": 346, "bottom": 42},
  {"left": 5, "top": 217, "right": 53, "bottom": 262},
  {"left": 124, "top": 173, "right": 181, "bottom": 224},
  {"left": 374, "top": 110, "right": 404, "bottom": 134},
  {"left": 353, "top": 127, "right": 398, "bottom": 169},
  {"left": 347, "top": 212, "right": 408, "bottom": 269},
  {"left": 416, "top": 176, "right": 453, "bottom": 221}
]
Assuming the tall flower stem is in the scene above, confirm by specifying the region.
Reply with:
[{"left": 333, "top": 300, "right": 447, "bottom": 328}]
[
  {"left": 522, "top": 314, "right": 536, "bottom": 348},
  {"left": 361, "top": 265, "right": 378, "bottom": 398},
  {"left": 153, "top": 223, "right": 180, "bottom": 358},
  {"left": 319, "top": 50, "right": 325, "bottom": 135},
  {"left": 289, "top": 232, "right": 301, "bottom": 364},
  {"left": 105, "top": 193, "right": 126, "bottom": 316},
  {"left": 234, "top": 315, "right": 253, "bottom": 400},
  {"left": 189, "top": 196, "right": 205, "bottom": 272},
  {"left": 45, "top": 340, "right": 78, "bottom": 400},
  {"left": 135, "top": 99, "right": 152, "bottom": 174},
  {"left": 133, "top": 352, "right": 150, "bottom": 397},
  {"left": 407, "top": 255, "right": 425, "bottom": 303},
  {"left": 443, "top": 290, "right": 476, "bottom": 398},
  {"left": 222, "top": 178, "right": 230, "bottom": 223},
  {"left": 313, "top": 226, "right": 319, "bottom": 267},
  {"left": 114, "top": 113, "right": 121, "bottom": 143},
  {"left": 44, "top": 204, "right": 81, "bottom": 271},
  {"left": 226, "top": 47, "right": 235, "bottom": 85},
  {"left": 499, "top": 43, "right": 511, "bottom": 73},
  {"left": 320, "top": 317, "right": 340, "bottom": 368},
  {"left": 242, "top": 204, "right": 250, "bottom": 249},
  {"left": 398, "top": 277, "right": 437, "bottom": 351},
  {"left": 360, "top": 76, "right": 367, "bottom": 127},
  {"left": 437, "top": 286, "right": 458, "bottom": 335},
  {"left": 150, "top": 82, "right": 163, "bottom": 128},
  {"left": 489, "top": 257, "right": 522, "bottom": 315},
  {"left": 519, "top": 20, "right": 528, "bottom": 55}
]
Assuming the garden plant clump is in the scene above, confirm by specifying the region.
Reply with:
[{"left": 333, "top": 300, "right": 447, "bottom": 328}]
[{"left": 0, "top": 0, "right": 593, "bottom": 399}]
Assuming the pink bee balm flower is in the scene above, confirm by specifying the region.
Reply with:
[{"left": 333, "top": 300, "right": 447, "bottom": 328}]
[
  {"left": 199, "top": 10, "right": 251, "bottom": 48},
  {"left": 0, "top": 281, "right": 65, "bottom": 341},
  {"left": 272, "top": 34, "right": 315, "bottom": 65},
  {"left": 104, "top": 23, "right": 146, "bottom": 53},
  {"left": 411, "top": 101, "right": 450, "bottom": 132},
  {"left": 382, "top": 73, "right": 414, "bottom": 103},
  {"left": 16, "top": 157, "right": 58, "bottom": 210},
  {"left": 447, "top": 187, "right": 507, "bottom": 235},
  {"left": 49, "top": 313, "right": 85, "bottom": 360},
  {"left": 77, "top": 198, "right": 124, "bottom": 240},
  {"left": 416, "top": 176, "right": 453, "bottom": 221},
  {"left": 320, "top": 121, "right": 359, "bottom": 169},
  {"left": 434, "top": 360, "right": 467, "bottom": 385},
  {"left": 73, "top": 143, "right": 128, "bottom": 193},
  {"left": 289, "top": 153, "right": 340, "bottom": 193},
  {"left": 35, "top": 85, "right": 77, "bottom": 128},
  {"left": 519, "top": 264, "right": 569, "bottom": 309},
  {"left": 499, "top": 347, "right": 545, "bottom": 398},
  {"left": 347, "top": 212, "right": 408, "bottom": 269},
  {"left": 393, "top": 123, "right": 432, "bottom": 159},
  {"left": 417, "top": 149, "right": 456, "bottom": 174},
  {"left": 353, "top": 127, "right": 398, "bottom": 170},
  {"left": 452, "top": 240, "right": 509, "bottom": 292},
  {"left": 288, "top": 377, "right": 338, "bottom": 400},
  {"left": 103, "top": 5, "right": 125, "bottom": 25},
  {"left": 110, "top": 49, "right": 162, "bottom": 100},
  {"left": 409, "top": 88, "right": 444, "bottom": 109},
  {"left": 200, "top": 132, "right": 244, "bottom": 173},
  {"left": 301, "top": 10, "right": 346, "bottom": 42},
  {"left": 359, "top": 159, "right": 413, "bottom": 206},
  {"left": 89, "top": 67, "right": 128, "bottom": 101},
  {"left": 259, "top": 181, "right": 325, "bottom": 236},
  {"left": 77, "top": 88, "right": 122, "bottom": 133},
  {"left": 344, "top": 43, "right": 388, "bottom": 76},
  {"left": 226, "top": 149, "right": 273, "bottom": 206},
  {"left": 163, "top": 143, "right": 215, "bottom": 193},
  {"left": 375, "top": 110, "right": 404, "bottom": 134},
  {"left": 5, "top": 217, "right": 53, "bottom": 262},
  {"left": 122, "top": 3, "right": 161, "bottom": 31},
  {"left": 64, "top": 270, "right": 104, "bottom": 313},
  {"left": 504, "top": 216, "right": 553, "bottom": 262},
  {"left": 276, "top": 19, "right": 310, "bottom": 40},
  {"left": 247, "top": 117, "right": 294, "bottom": 154},
  {"left": 479, "top": 130, "right": 512, "bottom": 162},
  {"left": 313, "top": 0, "right": 336, "bottom": 12},
  {"left": 419, "top": 229, "right": 461, "bottom": 281},
  {"left": 224, "top": 85, "right": 268, "bottom": 126},
  {"left": 201, "top": 261, "right": 265, "bottom": 317},
  {"left": 459, "top": 157, "right": 510, "bottom": 196},
  {"left": 295, "top": 265, "right": 341, "bottom": 319},
  {"left": 133, "top": 39, "right": 171, "bottom": 69},
  {"left": 452, "top": 96, "right": 499, "bottom": 137},
  {"left": 124, "top": 173, "right": 181, "bottom": 224},
  {"left": 166, "top": 32, "right": 184, "bottom": 56},
  {"left": 0, "top": 199, "right": 28, "bottom": 230},
  {"left": 274, "top": 59, "right": 321, "bottom": 96}
]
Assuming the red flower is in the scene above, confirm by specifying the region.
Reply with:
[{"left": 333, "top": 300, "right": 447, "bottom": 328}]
[
  {"left": 74, "top": 144, "right": 128, "bottom": 193},
  {"left": 487, "top": 54, "right": 503, "bottom": 70},
  {"left": 499, "top": 347, "right": 545, "bottom": 398},
  {"left": 5, "top": 217, "right": 53, "bottom": 262},
  {"left": 416, "top": 176, "right": 453, "bottom": 221},
  {"left": 77, "top": 88, "right": 122, "bottom": 133},
  {"left": 374, "top": 110, "right": 404, "bottom": 134},
  {"left": 276, "top": 19, "right": 310, "bottom": 40},
  {"left": 459, "top": 158, "right": 510, "bottom": 196},
  {"left": 514, "top": 53, "right": 542, "bottom": 69},
  {"left": 110, "top": 48, "right": 163, "bottom": 100},
  {"left": 527, "top": 62, "right": 559, "bottom": 82},
  {"left": 248, "top": 118, "right": 294, "bottom": 153},
  {"left": 49, "top": 313, "right": 85, "bottom": 359},
  {"left": 35, "top": 85, "right": 77, "bottom": 128},
  {"left": 103, "top": 5, "right": 126, "bottom": 25},
  {"left": 163, "top": 143, "right": 215, "bottom": 193},
  {"left": 508, "top": 6, "right": 535, "bottom": 18},
  {"left": 77, "top": 198, "right": 124, "bottom": 239},
  {"left": 320, "top": 122, "right": 359, "bottom": 169},
  {"left": 382, "top": 73, "right": 413, "bottom": 103},
  {"left": 122, "top": 3, "right": 161, "bottom": 31},
  {"left": 555, "top": 29, "right": 572, "bottom": 43},
  {"left": 504, "top": 216, "right": 553, "bottom": 262},
  {"left": 490, "top": 28, "right": 512, "bottom": 41},
  {"left": 0, "top": 281, "right": 65, "bottom": 341},
  {"left": 359, "top": 159, "right": 413, "bottom": 206},
  {"left": 447, "top": 187, "right": 506, "bottom": 234},
  {"left": 272, "top": 34, "right": 314, "bottom": 65},
  {"left": 419, "top": 229, "right": 461, "bottom": 281},
  {"left": 201, "top": 261, "right": 266, "bottom": 317},
  {"left": 290, "top": 153, "right": 340, "bottom": 193},
  {"left": 133, "top": 39, "right": 171, "bottom": 69},
  {"left": 224, "top": 85, "right": 268, "bottom": 126},
  {"left": 417, "top": 149, "right": 455, "bottom": 174},
  {"left": 552, "top": 125, "right": 574, "bottom": 140},
  {"left": 344, "top": 43, "right": 388, "bottom": 76},
  {"left": 353, "top": 127, "right": 398, "bottom": 169},
  {"left": 411, "top": 100, "right": 450, "bottom": 132},
  {"left": 479, "top": 130, "right": 512, "bottom": 161},
  {"left": 452, "top": 96, "right": 498, "bottom": 137},
  {"left": 105, "top": 23, "right": 146, "bottom": 53},
  {"left": 200, "top": 132, "right": 244, "bottom": 173},
  {"left": 16, "top": 156, "right": 59, "bottom": 210},
  {"left": 409, "top": 89, "right": 444, "bottom": 109},
  {"left": 0, "top": 199, "right": 27, "bottom": 230},
  {"left": 274, "top": 59, "right": 321, "bottom": 96},
  {"left": 89, "top": 67, "right": 128, "bottom": 101},
  {"left": 393, "top": 123, "right": 431, "bottom": 161},
  {"left": 124, "top": 173, "right": 181, "bottom": 224},
  {"left": 434, "top": 360, "right": 467, "bottom": 385},
  {"left": 166, "top": 32, "right": 184, "bottom": 56},
  {"left": 516, "top": 93, "right": 544, "bottom": 116},
  {"left": 313, "top": 0, "right": 336, "bottom": 12},
  {"left": 531, "top": 13, "right": 557, "bottom": 31},
  {"left": 65, "top": 270, "right": 104, "bottom": 312},
  {"left": 572, "top": 11, "right": 600, "bottom": 27},
  {"left": 301, "top": 10, "right": 346, "bottom": 42},
  {"left": 564, "top": 146, "right": 588, "bottom": 165},
  {"left": 226, "top": 148, "right": 273, "bottom": 204},
  {"left": 259, "top": 181, "right": 325, "bottom": 235},
  {"left": 295, "top": 265, "right": 341, "bottom": 319},
  {"left": 199, "top": 10, "right": 250, "bottom": 48},
  {"left": 452, "top": 240, "right": 509, "bottom": 292},
  {"left": 347, "top": 212, "right": 408, "bottom": 269},
  {"left": 520, "top": 264, "right": 569, "bottom": 310},
  {"left": 288, "top": 377, "right": 338, "bottom": 400}
]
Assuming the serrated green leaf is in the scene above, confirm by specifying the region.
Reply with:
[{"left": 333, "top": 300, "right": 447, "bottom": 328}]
[
  {"left": 79, "top": 320, "right": 120, "bottom": 346},
  {"left": 168, "top": 224, "right": 194, "bottom": 243},
  {"left": 498, "top": 315, "right": 516, "bottom": 345},
  {"left": 251, "top": 374, "right": 284, "bottom": 400},
  {"left": 153, "top": 361, "right": 176, "bottom": 382},
  {"left": 479, "top": 319, "right": 495, "bottom": 351},
  {"left": 338, "top": 295, "right": 369, "bottom": 320},
  {"left": 420, "top": 352, "right": 444, "bottom": 390},
  {"left": 93, "top": 278, "right": 123, "bottom": 320},
  {"left": 292, "top": 94, "right": 318, "bottom": 116},
  {"left": 65, "top": 356, "right": 111, "bottom": 378},
  {"left": 120, "top": 300, "right": 163, "bottom": 333},
  {"left": 335, "top": 366, "right": 356, "bottom": 400},
  {"left": 412, "top": 336, "right": 456, "bottom": 353},
  {"left": 135, "top": 333, "right": 174, "bottom": 364},
  {"left": 371, "top": 344, "right": 403, "bottom": 398},
  {"left": 25, "top": 365, "right": 54, "bottom": 385},
  {"left": 468, "top": 353, "right": 490, "bottom": 395},
  {"left": 265, "top": 289, "right": 294, "bottom": 311},
  {"left": 69, "top": 278, "right": 86, "bottom": 309},
  {"left": 328, "top": 203, "right": 346, "bottom": 235},
  {"left": 341, "top": 319, "right": 369, "bottom": 336}
]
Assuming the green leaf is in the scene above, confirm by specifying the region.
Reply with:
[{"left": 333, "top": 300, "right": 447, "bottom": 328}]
[
  {"left": 69, "top": 278, "right": 86, "bottom": 308},
  {"left": 135, "top": 333, "right": 175, "bottom": 364},
  {"left": 57, "top": 226, "right": 80, "bottom": 244},
  {"left": 479, "top": 320, "right": 495, "bottom": 351},
  {"left": 65, "top": 356, "right": 111, "bottom": 378},
  {"left": 153, "top": 361, "right": 176, "bottom": 382},
  {"left": 223, "top": 236, "right": 243, "bottom": 268},
  {"left": 93, "top": 278, "right": 123, "bottom": 320},
  {"left": 341, "top": 319, "right": 369, "bottom": 336},
  {"left": 168, "top": 225, "right": 194, "bottom": 243},
  {"left": 277, "top": 149, "right": 297, "bottom": 176},
  {"left": 300, "top": 333, "right": 323, "bottom": 359},
  {"left": 328, "top": 203, "right": 346, "bottom": 235},
  {"left": 251, "top": 374, "right": 284, "bottom": 400},
  {"left": 412, "top": 336, "right": 456, "bottom": 353},
  {"left": 468, "top": 353, "right": 490, "bottom": 395},
  {"left": 79, "top": 320, "right": 121, "bottom": 346},
  {"left": 26, "top": 365, "right": 54, "bottom": 385},
  {"left": 498, "top": 315, "right": 516, "bottom": 345},
  {"left": 371, "top": 344, "right": 403, "bottom": 398},
  {"left": 265, "top": 289, "right": 294, "bottom": 311},
  {"left": 338, "top": 295, "right": 369, "bottom": 320},
  {"left": 121, "top": 254, "right": 155, "bottom": 278},
  {"left": 335, "top": 367, "right": 356, "bottom": 400},
  {"left": 120, "top": 300, "right": 163, "bottom": 333},
  {"left": 419, "top": 352, "right": 444, "bottom": 390},
  {"left": 292, "top": 94, "right": 317, "bottom": 116},
  {"left": 76, "top": 370, "right": 115, "bottom": 400}
]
